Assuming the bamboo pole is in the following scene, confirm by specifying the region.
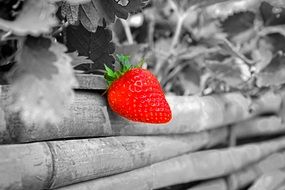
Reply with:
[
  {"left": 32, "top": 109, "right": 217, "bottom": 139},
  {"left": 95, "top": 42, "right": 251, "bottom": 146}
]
[
  {"left": 248, "top": 170, "right": 285, "bottom": 190},
  {"left": 2, "top": 118, "right": 285, "bottom": 190},
  {"left": 0, "top": 143, "right": 52, "bottom": 190},
  {"left": 1, "top": 85, "right": 282, "bottom": 143},
  {"left": 234, "top": 116, "right": 285, "bottom": 138},
  {"left": 56, "top": 136, "right": 285, "bottom": 190},
  {"left": 0, "top": 129, "right": 228, "bottom": 190},
  {"left": 188, "top": 150, "right": 285, "bottom": 190}
]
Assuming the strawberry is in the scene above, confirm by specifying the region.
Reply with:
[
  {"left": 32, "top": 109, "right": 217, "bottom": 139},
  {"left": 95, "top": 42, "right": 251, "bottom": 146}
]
[{"left": 104, "top": 55, "right": 172, "bottom": 124}]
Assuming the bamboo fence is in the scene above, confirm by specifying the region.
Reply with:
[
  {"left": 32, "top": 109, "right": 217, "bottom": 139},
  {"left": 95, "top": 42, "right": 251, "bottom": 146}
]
[
  {"left": 0, "top": 79, "right": 282, "bottom": 143},
  {"left": 188, "top": 150, "right": 285, "bottom": 190},
  {"left": 55, "top": 137, "right": 285, "bottom": 190},
  {"left": 1, "top": 74, "right": 285, "bottom": 190}
]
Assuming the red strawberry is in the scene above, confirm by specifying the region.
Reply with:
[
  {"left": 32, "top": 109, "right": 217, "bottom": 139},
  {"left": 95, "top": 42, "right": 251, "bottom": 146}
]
[{"left": 104, "top": 55, "right": 172, "bottom": 124}]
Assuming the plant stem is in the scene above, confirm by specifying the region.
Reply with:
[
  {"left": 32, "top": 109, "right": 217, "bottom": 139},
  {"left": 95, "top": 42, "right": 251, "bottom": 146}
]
[
  {"left": 120, "top": 19, "right": 134, "bottom": 44},
  {"left": 170, "top": 13, "right": 187, "bottom": 52}
]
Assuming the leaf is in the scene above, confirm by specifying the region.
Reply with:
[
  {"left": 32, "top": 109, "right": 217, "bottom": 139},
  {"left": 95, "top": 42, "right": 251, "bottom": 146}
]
[
  {"left": 260, "top": 2, "right": 285, "bottom": 26},
  {"left": 256, "top": 54, "right": 285, "bottom": 87},
  {"left": 222, "top": 11, "right": 255, "bottom": 37},
  {"left": 206, "top": 58, "right": 250, "bottom": 88},
  {"left": 253, "top": 34, "right": 285, "bottom": 72},
  {"left": 67, "top": 51, "right": 93, "bottom": 68},
  {"left": 79, "top": 3, "right": 103, "bottom": 32},
  {"left": 79, "top": 0, "right": 148, "bottom": 31},
  {"left": 0, "top": 0, "right": 58, "bottom": 36},
  {"left": 115, "top": 43, "right": 150, "bottom": 70},
  {"left": 66, "top": 23, "right": 115, "bottom": 71},
  {"left": 8, "top": 37, "right": 77, "bottom": 126},
  {"left": 61, "top": 3, "right": 80, "bottom": 25}
]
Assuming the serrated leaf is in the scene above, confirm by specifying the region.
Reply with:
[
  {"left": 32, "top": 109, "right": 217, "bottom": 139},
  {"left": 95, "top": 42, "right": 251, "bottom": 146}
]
[
  {"left": 256, "top": 55, "right": 285, "bottom": 87},
  {"left": 79, "top": 3, "right": 103, "bottom": 32},
  {"left": 61, "top": 3, "right": 80, "bottom": 25},
  {"left": 206, "top": 58, "right": 250, "bottom": 87},
  {"left": 79, "top": 0, "right": 148, "bottom": 31},
  {"left": 67, "top": 51, "right": 93, "bottom": 68},
  {"left": 66, "top": 23, "right": 115, "bottom": 71},
  {"left": 8, "top": 38, "right": 77, "bottom": 126},
  {"left": 0, "top": 0, "right": 57, "bottom": 36}
]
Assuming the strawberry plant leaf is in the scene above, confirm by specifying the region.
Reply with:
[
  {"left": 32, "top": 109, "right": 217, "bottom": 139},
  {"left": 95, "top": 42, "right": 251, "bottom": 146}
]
[
  {"left": 256, "top": 54, "right": 285, "bottom": 87},
  {"left": 67, "top": 51, "right": 94, "bottom": 68},
  {"left": 66, "top": 23, "right": 115, "bottom": 71},
  {"left": 79, "top": 3, "right": 103, "bottom": 32},
  {"left": 79, "top": 0, "right": 148, "bottom": 31},
  {"left": 8, "top": 37, "right": 77, "bottom": 126},
  {"left": 222, "top": 11, "right": 255, "bottom": 37},
  {"left": 0, "top": 0, "right": 58, "bottom": 36},
  {"left": 260, "top": 2, "right": 285, "bottom": 26},
  {"left": 206, "top": 58, "right": 250, "bottom": 88},
  {"left": 61, "top": 3, "right": 80, "bottom": 25}
]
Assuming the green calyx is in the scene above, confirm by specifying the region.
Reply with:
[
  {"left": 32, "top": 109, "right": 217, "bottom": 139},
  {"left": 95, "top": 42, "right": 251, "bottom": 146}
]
[{"left": 104, "top": 54, "right": 144, "bottom": 86}]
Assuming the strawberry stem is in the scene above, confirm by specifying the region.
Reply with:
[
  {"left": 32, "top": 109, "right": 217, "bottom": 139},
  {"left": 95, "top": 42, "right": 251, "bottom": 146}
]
[{"left": 104, "top": 54, "right": 145, "bottom": 87}]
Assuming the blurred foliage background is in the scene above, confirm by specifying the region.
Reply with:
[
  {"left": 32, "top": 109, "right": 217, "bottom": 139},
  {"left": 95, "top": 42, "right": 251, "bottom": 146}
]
[
  {"left": 109, "top": 0, "right": 285, "bottom": 97},
  {"left": 0, "top": 0, "right": 285, "bottom": 126}
]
